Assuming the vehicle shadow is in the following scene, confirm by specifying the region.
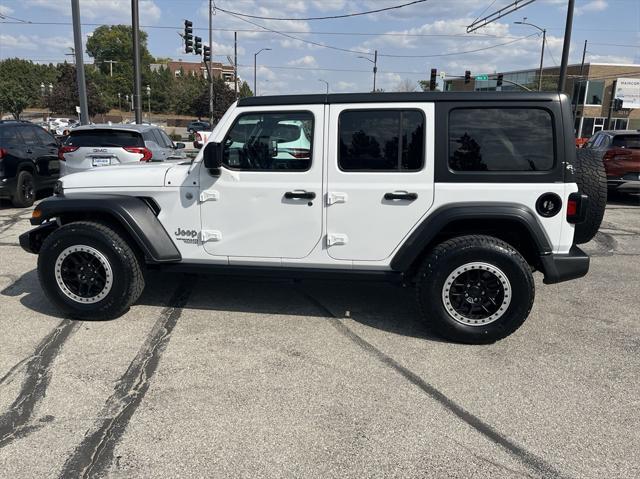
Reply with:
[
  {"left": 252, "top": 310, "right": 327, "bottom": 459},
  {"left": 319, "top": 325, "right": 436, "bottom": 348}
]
[
  {"left": 607, "top": 191, "right": 640, "bottom": 206},
  {"left": 2, "top": 269, "right": 446, "bottom": 343}
]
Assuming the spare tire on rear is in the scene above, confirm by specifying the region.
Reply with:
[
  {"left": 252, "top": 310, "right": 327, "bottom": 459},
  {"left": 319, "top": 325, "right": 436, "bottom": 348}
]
[{"left": 573, "top": 148, "right": 607, "bottom": 244}]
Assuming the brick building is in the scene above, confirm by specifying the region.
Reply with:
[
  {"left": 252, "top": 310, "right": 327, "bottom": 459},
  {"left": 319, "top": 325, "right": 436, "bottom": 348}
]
[
  {"left": 150, "top": 60, "right": 237, "bottom": 89},
  {"left": 443, "top": 63, "right": 640, "bottom": 138}
]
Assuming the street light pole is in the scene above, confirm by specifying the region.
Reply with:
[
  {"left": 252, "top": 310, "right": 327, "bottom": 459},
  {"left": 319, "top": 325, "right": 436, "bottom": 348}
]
[
  {"left": 253, "top": 48, "right": 271, "bottom": 96},
  {"left": 131, "top": 0, "right": 143, "bottom": 124},
  {"left": 514, "top": 21, "right": 546, "bottom": 91},
  {"left": 146, "top": 85, "right": 151, "bottom": 121},
  {"left": 358, "top": 51, "right": 378, "bottom": 92},
  {"left": 318, "top": 79, "right": 329, "bottom": 94}
]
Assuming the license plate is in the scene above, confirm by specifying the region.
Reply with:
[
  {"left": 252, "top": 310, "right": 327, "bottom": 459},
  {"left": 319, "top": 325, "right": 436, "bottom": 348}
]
[{"left": 92, "top": 157, "right": 112, "bottom": 167}]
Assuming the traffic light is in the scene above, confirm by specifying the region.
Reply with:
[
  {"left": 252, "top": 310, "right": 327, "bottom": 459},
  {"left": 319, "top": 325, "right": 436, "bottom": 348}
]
[
  {"left": 203, "top": 45, "right": 211, "bottom": 63},
  {"left": 497, "top": 73, "right": 504, "bottom": 88},
  {"left": 464, "top": 70, "right": 471, "bottom": 84},
  {"left": 184, "top": 20, "right": 193, "bottom": 54},
  {"left": 613, "top": 98, "right": 623, "bottom": 111},
  {"left": 194, "top": 36, "right": 202, "bottom": 56},
  {"left": 429, "top": 68, "right": 437, "bottom": 91}
]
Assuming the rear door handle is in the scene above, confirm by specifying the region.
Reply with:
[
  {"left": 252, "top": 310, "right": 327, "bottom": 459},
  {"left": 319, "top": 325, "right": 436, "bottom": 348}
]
[
  {"left": 384, "top": 192, "right": 418, "bottom": 201},
  {"left": 284, "top": 191, "right": 316, "bottom": 200}
]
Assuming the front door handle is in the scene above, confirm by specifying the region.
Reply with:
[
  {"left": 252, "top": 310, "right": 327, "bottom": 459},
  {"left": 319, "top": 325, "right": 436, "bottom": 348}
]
[
  {"left": 284, "top": 191, "right": 316, "bottom": 200},
  {"left": 384, "top": 192, "right": 418, "bottom": 201}
]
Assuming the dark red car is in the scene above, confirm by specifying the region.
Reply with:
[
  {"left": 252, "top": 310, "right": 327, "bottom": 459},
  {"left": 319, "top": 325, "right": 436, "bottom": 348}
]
[{"left": 583, "top": 130, "right": 640, "bottom": 192}]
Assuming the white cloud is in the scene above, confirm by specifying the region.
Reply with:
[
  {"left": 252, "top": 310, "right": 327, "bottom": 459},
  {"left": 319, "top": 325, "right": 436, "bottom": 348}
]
[
  {"left": 335, "top": 81, "right": 357, "bottom": 92},
  {"left": 575, "top": 0, "right": 608, "bottom": 15},
  {"left": 24, "top": 0, "right": 161, "bottom": 24},
  {"left": 0, "top": 5, "right": 15, "bottom": 16},
  {"left": 288, "top": 55, "right": 318, "bottom": 67}
]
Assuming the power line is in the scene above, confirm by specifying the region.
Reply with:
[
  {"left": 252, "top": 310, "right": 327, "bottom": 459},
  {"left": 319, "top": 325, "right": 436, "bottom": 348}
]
[
  {"left": 219, "top": 9, "right": 538, "bottom": 59},
  {"left": 213, "top": 0, "right": 429, "bottom": 21},
  {"left": 0, "top": 20, "right": 527, "bottom": 40}
]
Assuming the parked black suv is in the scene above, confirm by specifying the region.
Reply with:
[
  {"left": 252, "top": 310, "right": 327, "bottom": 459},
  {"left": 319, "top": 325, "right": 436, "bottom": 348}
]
[{"left": 0, "top": 121, "right": 60, "bottom": 207}]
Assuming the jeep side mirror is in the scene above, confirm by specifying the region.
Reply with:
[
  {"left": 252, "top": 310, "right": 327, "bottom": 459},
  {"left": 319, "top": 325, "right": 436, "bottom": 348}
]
[{"left": 203, "top": 141, "right": 223, "bottom": 170}]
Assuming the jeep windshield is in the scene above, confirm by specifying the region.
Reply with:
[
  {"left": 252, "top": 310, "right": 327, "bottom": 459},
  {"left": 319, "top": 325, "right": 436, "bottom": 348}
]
[{"left": 65, "top": 129, "right": 145, "bottom": 147}]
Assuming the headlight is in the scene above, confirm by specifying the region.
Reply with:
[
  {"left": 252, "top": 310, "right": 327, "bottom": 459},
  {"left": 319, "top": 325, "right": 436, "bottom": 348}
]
[{"left": 53, "top": 180, "right": 64, "bottom": 196}]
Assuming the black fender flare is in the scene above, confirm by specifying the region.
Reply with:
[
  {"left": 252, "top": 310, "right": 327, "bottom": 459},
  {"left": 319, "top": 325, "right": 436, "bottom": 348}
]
[
  {"left": 390, "top": 202, "right": 552, "bottom": 272},
  {"left": 28, "top": 194, "right": 181, "bottom": 263}
]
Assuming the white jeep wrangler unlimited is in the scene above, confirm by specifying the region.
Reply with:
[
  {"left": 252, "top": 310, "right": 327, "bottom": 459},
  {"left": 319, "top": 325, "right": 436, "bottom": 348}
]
[{"left": 20, "top": 92, "right": 606, "bottom": 344}]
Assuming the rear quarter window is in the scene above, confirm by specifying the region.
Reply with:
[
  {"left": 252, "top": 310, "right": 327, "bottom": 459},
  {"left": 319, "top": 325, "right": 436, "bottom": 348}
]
[
  {"left": 612, "top": 135, "right": 640, "bottom": 149},
  {"left": 66, "top": 129, "right": 144, "bottom": 147},
  {"left": 448, "top": 108, "right": 555, "bottom": 172}
]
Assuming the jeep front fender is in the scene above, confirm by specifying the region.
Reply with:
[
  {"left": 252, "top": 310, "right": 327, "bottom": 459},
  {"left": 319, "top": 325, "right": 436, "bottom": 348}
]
[{"left": 28, "top": 194, "right": 181, "bottom": 263}]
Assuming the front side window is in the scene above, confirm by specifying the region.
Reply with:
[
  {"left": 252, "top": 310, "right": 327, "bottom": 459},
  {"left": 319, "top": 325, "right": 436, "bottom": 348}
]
[
  {"left": 223, "top": 112, "right": 313, "bottom": 171},
  {"left": 338, "top": 110, "right": 424, "bottom": 171},
  {"left": 448, "top": 108, "right": 555, "bottom": 172}
]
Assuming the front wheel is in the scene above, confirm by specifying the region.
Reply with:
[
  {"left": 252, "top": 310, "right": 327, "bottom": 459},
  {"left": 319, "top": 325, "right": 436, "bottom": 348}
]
[
  {"left": 38, "top": 221, "right": 145, "bottom": 320},
  {"left": 416, "top": 235, "right": 534, "bottom": 344}
]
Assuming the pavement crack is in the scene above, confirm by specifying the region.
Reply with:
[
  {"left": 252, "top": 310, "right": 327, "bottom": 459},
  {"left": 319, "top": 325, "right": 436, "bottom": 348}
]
[
  {"left": 0, "top": 320, "right": 79, "bottom": 448},
  {"left": 296, "top": 287, "right": 570, "bottom": 479},
  {"left": 58, "top": 275, "right": 196, "bottom": 479}
]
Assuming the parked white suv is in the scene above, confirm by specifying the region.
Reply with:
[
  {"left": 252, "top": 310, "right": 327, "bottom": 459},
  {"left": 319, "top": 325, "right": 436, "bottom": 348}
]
[
  {"left": 59, "top": 124, "right": 186, "bottom": 176},
  {"left": 20, "top": 92, "right": 606, "bottom": 343}
]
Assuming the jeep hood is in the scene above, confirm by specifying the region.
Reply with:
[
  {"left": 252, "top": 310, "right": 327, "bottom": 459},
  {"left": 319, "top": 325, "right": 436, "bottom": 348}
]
[{"left": 61, "top": 163, "right": 178, "bottom": 189}]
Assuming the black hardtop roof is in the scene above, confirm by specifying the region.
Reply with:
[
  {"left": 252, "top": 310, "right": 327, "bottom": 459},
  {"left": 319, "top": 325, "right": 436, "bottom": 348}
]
[{"left": 238, "top": 91, "right": 563, "bottom": 107}]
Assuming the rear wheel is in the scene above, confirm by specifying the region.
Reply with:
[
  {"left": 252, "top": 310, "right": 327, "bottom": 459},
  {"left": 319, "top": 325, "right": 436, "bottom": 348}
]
[
  {"left": 12, "top": 170, "right": 35, "bottom": 208},
  {"left": 416, "top": 235, "right": 534, "bottom": 344},
  {"left": 38, "top": 221, "right": 145, "bottom": 320}
]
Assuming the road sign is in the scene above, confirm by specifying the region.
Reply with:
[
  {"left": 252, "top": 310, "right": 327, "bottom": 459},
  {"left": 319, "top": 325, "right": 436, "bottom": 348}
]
[
  {"left": 475, "top": 74, "right": 489, "bottom": 81},
  {"left": 439, "top": 71, "right": 446, "bottom": 79}
]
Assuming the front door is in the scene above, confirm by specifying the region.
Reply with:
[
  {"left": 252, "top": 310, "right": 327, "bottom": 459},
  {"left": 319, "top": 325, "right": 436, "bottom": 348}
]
[
  {"left": 326, "top": 103, "right": 435, "bottom": 261},
  {"left": 199, "top": 106, "right": 324, "bottom": 260}
]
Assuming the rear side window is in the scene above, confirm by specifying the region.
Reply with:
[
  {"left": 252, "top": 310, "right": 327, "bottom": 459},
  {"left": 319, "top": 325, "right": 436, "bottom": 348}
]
[
  {"left": 34, "top": 127, "right": 56, "bottom": 145},
  {"left": 0, "top": 125, "right": 20, "bottom": 145},
  {"left": 338, "top": 110, "right": 424, "bottom": 171},
  {"left": 448, "top": 108, "right": 555, "bottom": 171},
  {"left": 66, "top": 129, "right": 144, "bottom": 147},
  {"left": 612, "top": 135, "right": 640, "bottom": 149},
  {"left": 18, "top": 126, "right": 40, "bottom": 145}
]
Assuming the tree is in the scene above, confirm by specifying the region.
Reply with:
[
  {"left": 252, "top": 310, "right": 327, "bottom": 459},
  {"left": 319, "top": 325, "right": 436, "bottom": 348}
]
[
  {"left": 47, "top": 63, "right": 108, "bottom": 117},
  {"left": 0, "top": 58, "right": 57, "bottom": 118},
  {"left": 192, "top": 77, "right": 237, "bottom": 122},
  {"left": 395, "top": 78, "right": 418, "bottom": 92},
  {"left": 238, "top": 81, "right": 253, "bottom": 98},
  {"left": 0, "top": 80, "right": 31, "bottom": 119}
]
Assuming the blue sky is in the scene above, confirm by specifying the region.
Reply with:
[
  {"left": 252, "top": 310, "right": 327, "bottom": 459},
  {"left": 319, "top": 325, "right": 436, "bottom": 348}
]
[{"left": 1, "top": 0, "right": 639, "bottom": 94}]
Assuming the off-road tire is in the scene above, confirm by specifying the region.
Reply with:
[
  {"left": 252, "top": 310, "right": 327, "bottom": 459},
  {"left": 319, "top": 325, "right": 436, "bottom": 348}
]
[
  {"left": 38, "top": 221, "right": 145, "bottom": 320},
  {"left": 12, "top": 170, "right": 35, "bottom": 208},
  {"left": 416, "top": 235, "right": 534, "bottom": 344},
  {"left": 574, "top": 149, "right": 607, "bottom": 244}
]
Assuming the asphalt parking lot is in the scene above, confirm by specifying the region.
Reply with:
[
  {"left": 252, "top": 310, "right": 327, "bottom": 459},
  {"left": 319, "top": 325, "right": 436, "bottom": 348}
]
[{"left": 0, "top": 195, "right": 638, "bottom": 479}]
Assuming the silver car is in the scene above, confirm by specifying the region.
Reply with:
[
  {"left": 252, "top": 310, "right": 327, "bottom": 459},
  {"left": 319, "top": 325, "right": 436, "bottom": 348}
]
[{"left": 59, "top": 124, "right": 186, "bottom": 176}]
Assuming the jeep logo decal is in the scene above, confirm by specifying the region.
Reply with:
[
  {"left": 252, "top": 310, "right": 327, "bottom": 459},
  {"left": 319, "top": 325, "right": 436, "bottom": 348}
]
[
  {"left": 175, "top": 227, "right": 198, "bottom": 238},
  {"left": 174, "top": 227, "right": 199, "bottom": 244}
]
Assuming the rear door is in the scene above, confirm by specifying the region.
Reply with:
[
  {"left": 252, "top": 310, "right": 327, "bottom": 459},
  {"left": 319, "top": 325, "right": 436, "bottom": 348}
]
[
  {"left": 32, "top": 126, "right": 60, "bottom": 180},
  {"left": 326, "top": 103, "right": 435, "bottom": 261}
]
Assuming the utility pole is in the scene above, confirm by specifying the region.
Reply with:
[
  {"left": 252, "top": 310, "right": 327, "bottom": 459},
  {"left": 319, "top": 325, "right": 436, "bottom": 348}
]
[
  {"left": 131, "top": 0, "right": 143, "bottom": 124},
  {"left": 605, "top": 79, "right": 617, "bottom": 130},
  {"left": 104, "top": 60, "right": 118, "bottom": 77},
  {"left": 373, "top": 50, "right": 378, "bottom": 92},
  {"left": 558, "top": 0, "right": 575, "bottom": 93},
  {"left": 234, "top": 32, "right": 238, "bottom": 99},
  {"left": 71, "top": 0, "right": 89, "bottom": 125},
  {"left": 209, "top": 0, "right": 214, "bottom": 124},
  {"left": 572, "top": 40, "right": 588, "bottom": 131}
]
